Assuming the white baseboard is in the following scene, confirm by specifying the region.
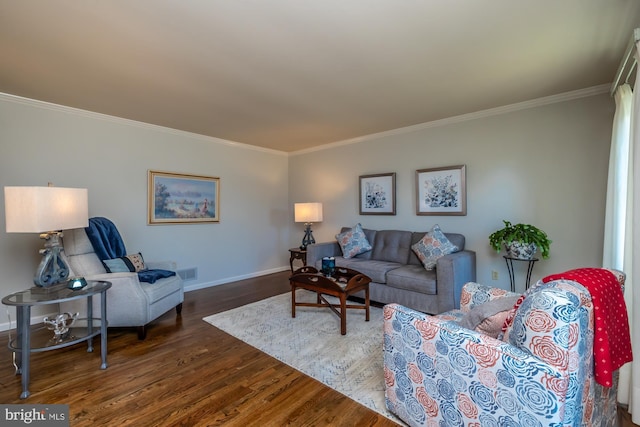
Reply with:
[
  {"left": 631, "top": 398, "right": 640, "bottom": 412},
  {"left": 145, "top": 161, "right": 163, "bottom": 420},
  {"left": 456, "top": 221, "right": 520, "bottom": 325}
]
[
  {"left": 0, "top": 307, "right": 60, "bottom": 333},
  {"left": 184, "top": 266, "right": 289, "bottom": 292},
  {"left": 0, "top": 266, "right": 291, "bottom": 332}
]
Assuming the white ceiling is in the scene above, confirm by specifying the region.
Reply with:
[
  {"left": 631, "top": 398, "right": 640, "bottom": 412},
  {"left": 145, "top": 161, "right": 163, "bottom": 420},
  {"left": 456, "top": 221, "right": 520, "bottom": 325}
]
[{"left": 1, "top": 1, "right": 639, "bottom": 152}]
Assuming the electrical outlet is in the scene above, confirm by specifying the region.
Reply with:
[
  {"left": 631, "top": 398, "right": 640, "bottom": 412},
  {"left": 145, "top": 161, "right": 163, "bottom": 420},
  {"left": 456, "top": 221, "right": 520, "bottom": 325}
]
[{"left": 492, "top": 270, "right": 499, "bottom": 280}]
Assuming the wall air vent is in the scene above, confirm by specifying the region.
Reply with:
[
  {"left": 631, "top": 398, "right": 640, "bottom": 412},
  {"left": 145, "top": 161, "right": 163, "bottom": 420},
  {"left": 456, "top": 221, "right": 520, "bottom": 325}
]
[{"left": 177, "top": 267, "right": 198, "bottom": 282}]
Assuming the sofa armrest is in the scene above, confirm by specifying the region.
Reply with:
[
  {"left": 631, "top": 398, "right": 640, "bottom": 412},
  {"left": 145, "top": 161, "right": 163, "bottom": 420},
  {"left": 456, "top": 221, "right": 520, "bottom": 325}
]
[
  {"left": 306, "top": 242, "right": 341, "bottom": 268},
  {"left": 383, "top": 303, "right": 568, "bottom": 426},
  {"left": 459, "top": 282, "right": 520, "bottom": 313},
  {"left": 434, "top": 249, "right": 476, "bottom": 312}
]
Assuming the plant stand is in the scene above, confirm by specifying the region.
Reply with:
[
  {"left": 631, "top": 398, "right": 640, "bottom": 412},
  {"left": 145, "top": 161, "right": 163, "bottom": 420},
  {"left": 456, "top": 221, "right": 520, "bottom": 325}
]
[{"left": 504, "top": 256, "right": 538, "bottom": 292}]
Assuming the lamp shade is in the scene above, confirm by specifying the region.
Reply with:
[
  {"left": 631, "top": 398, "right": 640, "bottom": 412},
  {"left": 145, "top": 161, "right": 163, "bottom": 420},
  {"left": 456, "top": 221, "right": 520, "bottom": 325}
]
[
  {"left": 294, "top": 202, "right": 323, "bottom": 223},
  {"left": 5, "top": 186, "right": 89, "bottom": 233}
]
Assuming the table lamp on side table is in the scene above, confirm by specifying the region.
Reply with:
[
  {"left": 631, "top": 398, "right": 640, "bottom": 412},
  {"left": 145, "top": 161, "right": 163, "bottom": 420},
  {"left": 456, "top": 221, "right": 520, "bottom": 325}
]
[
  {"left": 4, "top": 185, "right": 89, "bottom": 287},
  {"left": 294, "top": 202, "right": 323, "bottom": 250}
]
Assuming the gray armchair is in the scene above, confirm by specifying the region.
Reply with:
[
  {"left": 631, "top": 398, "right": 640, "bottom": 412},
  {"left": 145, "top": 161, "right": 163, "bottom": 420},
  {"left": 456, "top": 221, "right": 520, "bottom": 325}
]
[{"left": 60, "top": 225, "right": 184, "bottom": 339}]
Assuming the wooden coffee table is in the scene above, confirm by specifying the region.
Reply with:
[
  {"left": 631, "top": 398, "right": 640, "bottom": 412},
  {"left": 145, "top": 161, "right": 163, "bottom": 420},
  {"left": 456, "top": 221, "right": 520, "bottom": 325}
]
[{"left": 289, "top": 266, "right": 371, "bottom": 335}]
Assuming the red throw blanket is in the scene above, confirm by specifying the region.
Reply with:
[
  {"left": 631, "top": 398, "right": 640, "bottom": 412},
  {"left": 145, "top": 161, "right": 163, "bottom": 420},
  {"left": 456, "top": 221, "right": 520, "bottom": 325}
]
[{"left": 542, "top": 268, "right": 632, "bottom": 387}]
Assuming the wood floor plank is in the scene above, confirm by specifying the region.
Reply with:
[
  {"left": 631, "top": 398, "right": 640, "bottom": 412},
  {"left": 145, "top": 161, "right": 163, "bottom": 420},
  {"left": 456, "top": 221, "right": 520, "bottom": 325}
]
[
  {"left": 0, "top": 271, "right": 400, "bottom": 426},
  {"left": 1, "top": 271, "right": 635, "bottom": 426}
]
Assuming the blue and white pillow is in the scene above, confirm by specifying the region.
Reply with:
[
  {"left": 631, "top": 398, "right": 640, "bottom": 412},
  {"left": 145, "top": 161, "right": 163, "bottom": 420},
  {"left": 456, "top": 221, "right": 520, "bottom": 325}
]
[
  {"left": 103, "top": 252, "right": 146, "bottom": 273},
  {"left": 411, "top": 224, "right": 458, "bottom": 270},
  {"left": 336, "top": 223, "right": 372, "bottom": 259}
]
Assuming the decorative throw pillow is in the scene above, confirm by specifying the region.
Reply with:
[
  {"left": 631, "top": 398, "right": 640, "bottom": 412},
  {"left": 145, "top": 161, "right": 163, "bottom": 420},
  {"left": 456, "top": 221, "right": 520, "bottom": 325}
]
[
  {"left": 457, "top": 295, "right": 521, "bottom": 339},
  {"left": 335, "top": 223, "right": 372, "bottom": 259},
  {"left": 411, "top": 224, "right": 458, "bottom": 270},
  {"left": 103, "top": 252, "right": 146, "bottom": 273}
]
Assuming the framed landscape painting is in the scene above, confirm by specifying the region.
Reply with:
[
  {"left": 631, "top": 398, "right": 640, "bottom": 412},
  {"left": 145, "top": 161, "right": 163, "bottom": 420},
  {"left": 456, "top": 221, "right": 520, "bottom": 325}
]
[
  {"left": 359, "top": 173, "right": 396, "bottom": 215},
  {"left": 148, "top": 170, "right": 220, "bottom": 224},
  {"left": 416, "top": 165, "right": 466, "bottom": 216}
]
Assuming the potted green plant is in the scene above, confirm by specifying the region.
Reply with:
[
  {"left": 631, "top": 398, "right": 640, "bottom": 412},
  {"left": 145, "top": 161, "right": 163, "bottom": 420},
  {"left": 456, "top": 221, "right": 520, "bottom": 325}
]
[{"left": 488, "top": 220, "right": 551, "bottom": 259}]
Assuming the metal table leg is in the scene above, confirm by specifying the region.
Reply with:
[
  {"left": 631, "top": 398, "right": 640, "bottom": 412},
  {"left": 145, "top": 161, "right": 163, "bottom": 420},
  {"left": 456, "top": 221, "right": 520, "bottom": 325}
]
[
  {"left": 18, "top": 305, "right": 31, "bottom": 399},
  {"left": 86, "top": 295, "right": 94, "bottom": 353},
  {"left": 100, "top": 290, "right": 108, "bottom": 369}
]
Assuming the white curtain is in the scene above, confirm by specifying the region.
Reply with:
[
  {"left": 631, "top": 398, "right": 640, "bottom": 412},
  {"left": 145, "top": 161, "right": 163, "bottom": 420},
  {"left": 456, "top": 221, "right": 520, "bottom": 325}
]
[
  {"left": 603, "top": 83, "right": 632, "bottom": 270},
  {"left": 631, "top": 40, "right": 640, "bottom": 422},
  {"left": 607, "top": 40, "right": 640, "bottom": 421}
]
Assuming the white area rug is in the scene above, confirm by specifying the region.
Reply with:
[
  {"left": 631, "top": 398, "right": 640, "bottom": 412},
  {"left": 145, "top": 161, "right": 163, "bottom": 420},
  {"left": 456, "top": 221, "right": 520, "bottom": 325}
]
[{"left": 202, "top": 290, "right": 402, "bottom": 424}]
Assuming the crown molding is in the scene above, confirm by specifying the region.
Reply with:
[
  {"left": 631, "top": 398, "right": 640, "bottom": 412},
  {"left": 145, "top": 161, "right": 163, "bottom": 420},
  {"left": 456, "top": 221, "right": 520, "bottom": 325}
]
[
  {"left": 0, "top": 92, "right": 288, "bottom": 156},
  {"left": 1, "top": 84, "right": 610, "bottom": 158},
  {"left": 290, "top": 84, "right": 611, "bottom": 156}
]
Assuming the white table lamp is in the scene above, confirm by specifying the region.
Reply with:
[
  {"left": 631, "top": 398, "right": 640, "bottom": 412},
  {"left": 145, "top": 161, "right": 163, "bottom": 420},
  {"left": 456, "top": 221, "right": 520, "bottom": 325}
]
[
  {"left": 5, "top": 185, "right": 89, "bottom": 287},
  {"left": 294, "top": 202, "right": 323, "bottom": 250}
]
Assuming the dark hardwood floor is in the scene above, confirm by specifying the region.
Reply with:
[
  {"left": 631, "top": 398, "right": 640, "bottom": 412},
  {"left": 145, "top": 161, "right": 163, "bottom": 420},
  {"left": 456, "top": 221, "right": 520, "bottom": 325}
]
[
  {"left": 0, "top": 271, "right": 399, "bottom": 426},
  {"left": 0, "top": 271, "right": 636, "bottom": 426}
]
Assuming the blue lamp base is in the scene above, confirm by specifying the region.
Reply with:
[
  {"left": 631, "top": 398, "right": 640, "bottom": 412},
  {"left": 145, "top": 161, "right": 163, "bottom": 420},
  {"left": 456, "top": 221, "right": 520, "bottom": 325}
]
[{"left": 34, "top": 232, "right": 70, "bottom": 287}]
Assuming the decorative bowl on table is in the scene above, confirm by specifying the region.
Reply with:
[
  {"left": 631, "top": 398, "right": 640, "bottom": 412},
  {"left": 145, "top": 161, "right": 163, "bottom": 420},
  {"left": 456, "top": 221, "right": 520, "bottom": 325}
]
[{"left": 43, "top": 312, "right": 79, "bottom": 344}]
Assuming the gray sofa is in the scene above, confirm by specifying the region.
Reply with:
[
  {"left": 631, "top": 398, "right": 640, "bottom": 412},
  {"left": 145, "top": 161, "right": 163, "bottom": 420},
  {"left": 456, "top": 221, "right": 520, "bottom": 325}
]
[{"left": 306, "top": 227, "right": 476, "bottom": 314}]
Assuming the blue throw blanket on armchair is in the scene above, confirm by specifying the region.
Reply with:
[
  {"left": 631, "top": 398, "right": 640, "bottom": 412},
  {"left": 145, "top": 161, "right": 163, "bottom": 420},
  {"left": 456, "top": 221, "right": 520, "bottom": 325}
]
[{"left": 85, "top": 217, "right": 176, "bottom": 284}]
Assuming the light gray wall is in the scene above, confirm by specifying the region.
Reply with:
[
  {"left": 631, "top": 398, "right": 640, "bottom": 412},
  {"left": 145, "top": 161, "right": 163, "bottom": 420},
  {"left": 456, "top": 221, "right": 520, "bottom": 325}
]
[
  {"left": 0, "top": 90, "right": 616, "bottom": 327},
  {"left": 0, "top": 95, "right": 290, "bottom": 323},
  {"left": 289, "top": 92, "right": 615, "bottom": 292}
]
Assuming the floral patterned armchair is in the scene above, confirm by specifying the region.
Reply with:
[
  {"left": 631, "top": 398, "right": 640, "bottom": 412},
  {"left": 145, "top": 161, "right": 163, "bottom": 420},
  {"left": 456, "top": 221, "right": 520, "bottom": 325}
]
[{"left": 383, "top": 269, "right": 626, "bottom": 427}]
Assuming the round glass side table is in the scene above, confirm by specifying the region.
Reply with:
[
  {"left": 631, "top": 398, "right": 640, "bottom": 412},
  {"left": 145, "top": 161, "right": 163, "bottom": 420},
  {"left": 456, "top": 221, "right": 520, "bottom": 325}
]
[{"left": 2, "top": 280, "right": 111, "bottom": 399}]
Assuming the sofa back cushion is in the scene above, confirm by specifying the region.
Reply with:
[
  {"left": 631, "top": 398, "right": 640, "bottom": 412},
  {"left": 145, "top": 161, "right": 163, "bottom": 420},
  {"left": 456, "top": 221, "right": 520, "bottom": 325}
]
[
  {"left": 370, "top": 230, "right": 413, "bottom": 264},
  {"left": 408, "top": 232, "right": 465, "bottom": 265}
]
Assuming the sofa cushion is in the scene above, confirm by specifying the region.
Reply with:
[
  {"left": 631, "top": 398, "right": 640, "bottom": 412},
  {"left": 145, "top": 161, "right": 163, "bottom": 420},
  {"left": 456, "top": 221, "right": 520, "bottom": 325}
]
[
  {"left": 336, "top": 223, "right": 373, "bottom": 259},
  {"left": 371, "top": 230, "right": 412, "bottom": 264},
  {"left": 411, "top": 224, "right": 459, "bottom": 270},
  {"left": 386, "top": 265, "right": 437, "bottom": 294},
  {"left": 344, "top": 260, "right": 402, "bottom": 283},
  {"left": 333, "top": 256, "right": 362, "bottom": 268}
]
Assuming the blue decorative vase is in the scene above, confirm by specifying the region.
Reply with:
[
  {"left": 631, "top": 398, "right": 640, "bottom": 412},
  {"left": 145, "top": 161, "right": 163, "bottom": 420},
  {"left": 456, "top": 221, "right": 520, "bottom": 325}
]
[{"left": 321, "top": 257, "right": 336, "bottom": 277}]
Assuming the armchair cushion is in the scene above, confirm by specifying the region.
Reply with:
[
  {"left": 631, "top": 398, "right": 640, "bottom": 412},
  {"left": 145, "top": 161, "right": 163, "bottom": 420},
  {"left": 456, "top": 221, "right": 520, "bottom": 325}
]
[
  {"left": 104, "top": 252, "right": 146, "bottom": 273},
  {"left": 458, "top": 294, "right": 520, "bottom": 338}
]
